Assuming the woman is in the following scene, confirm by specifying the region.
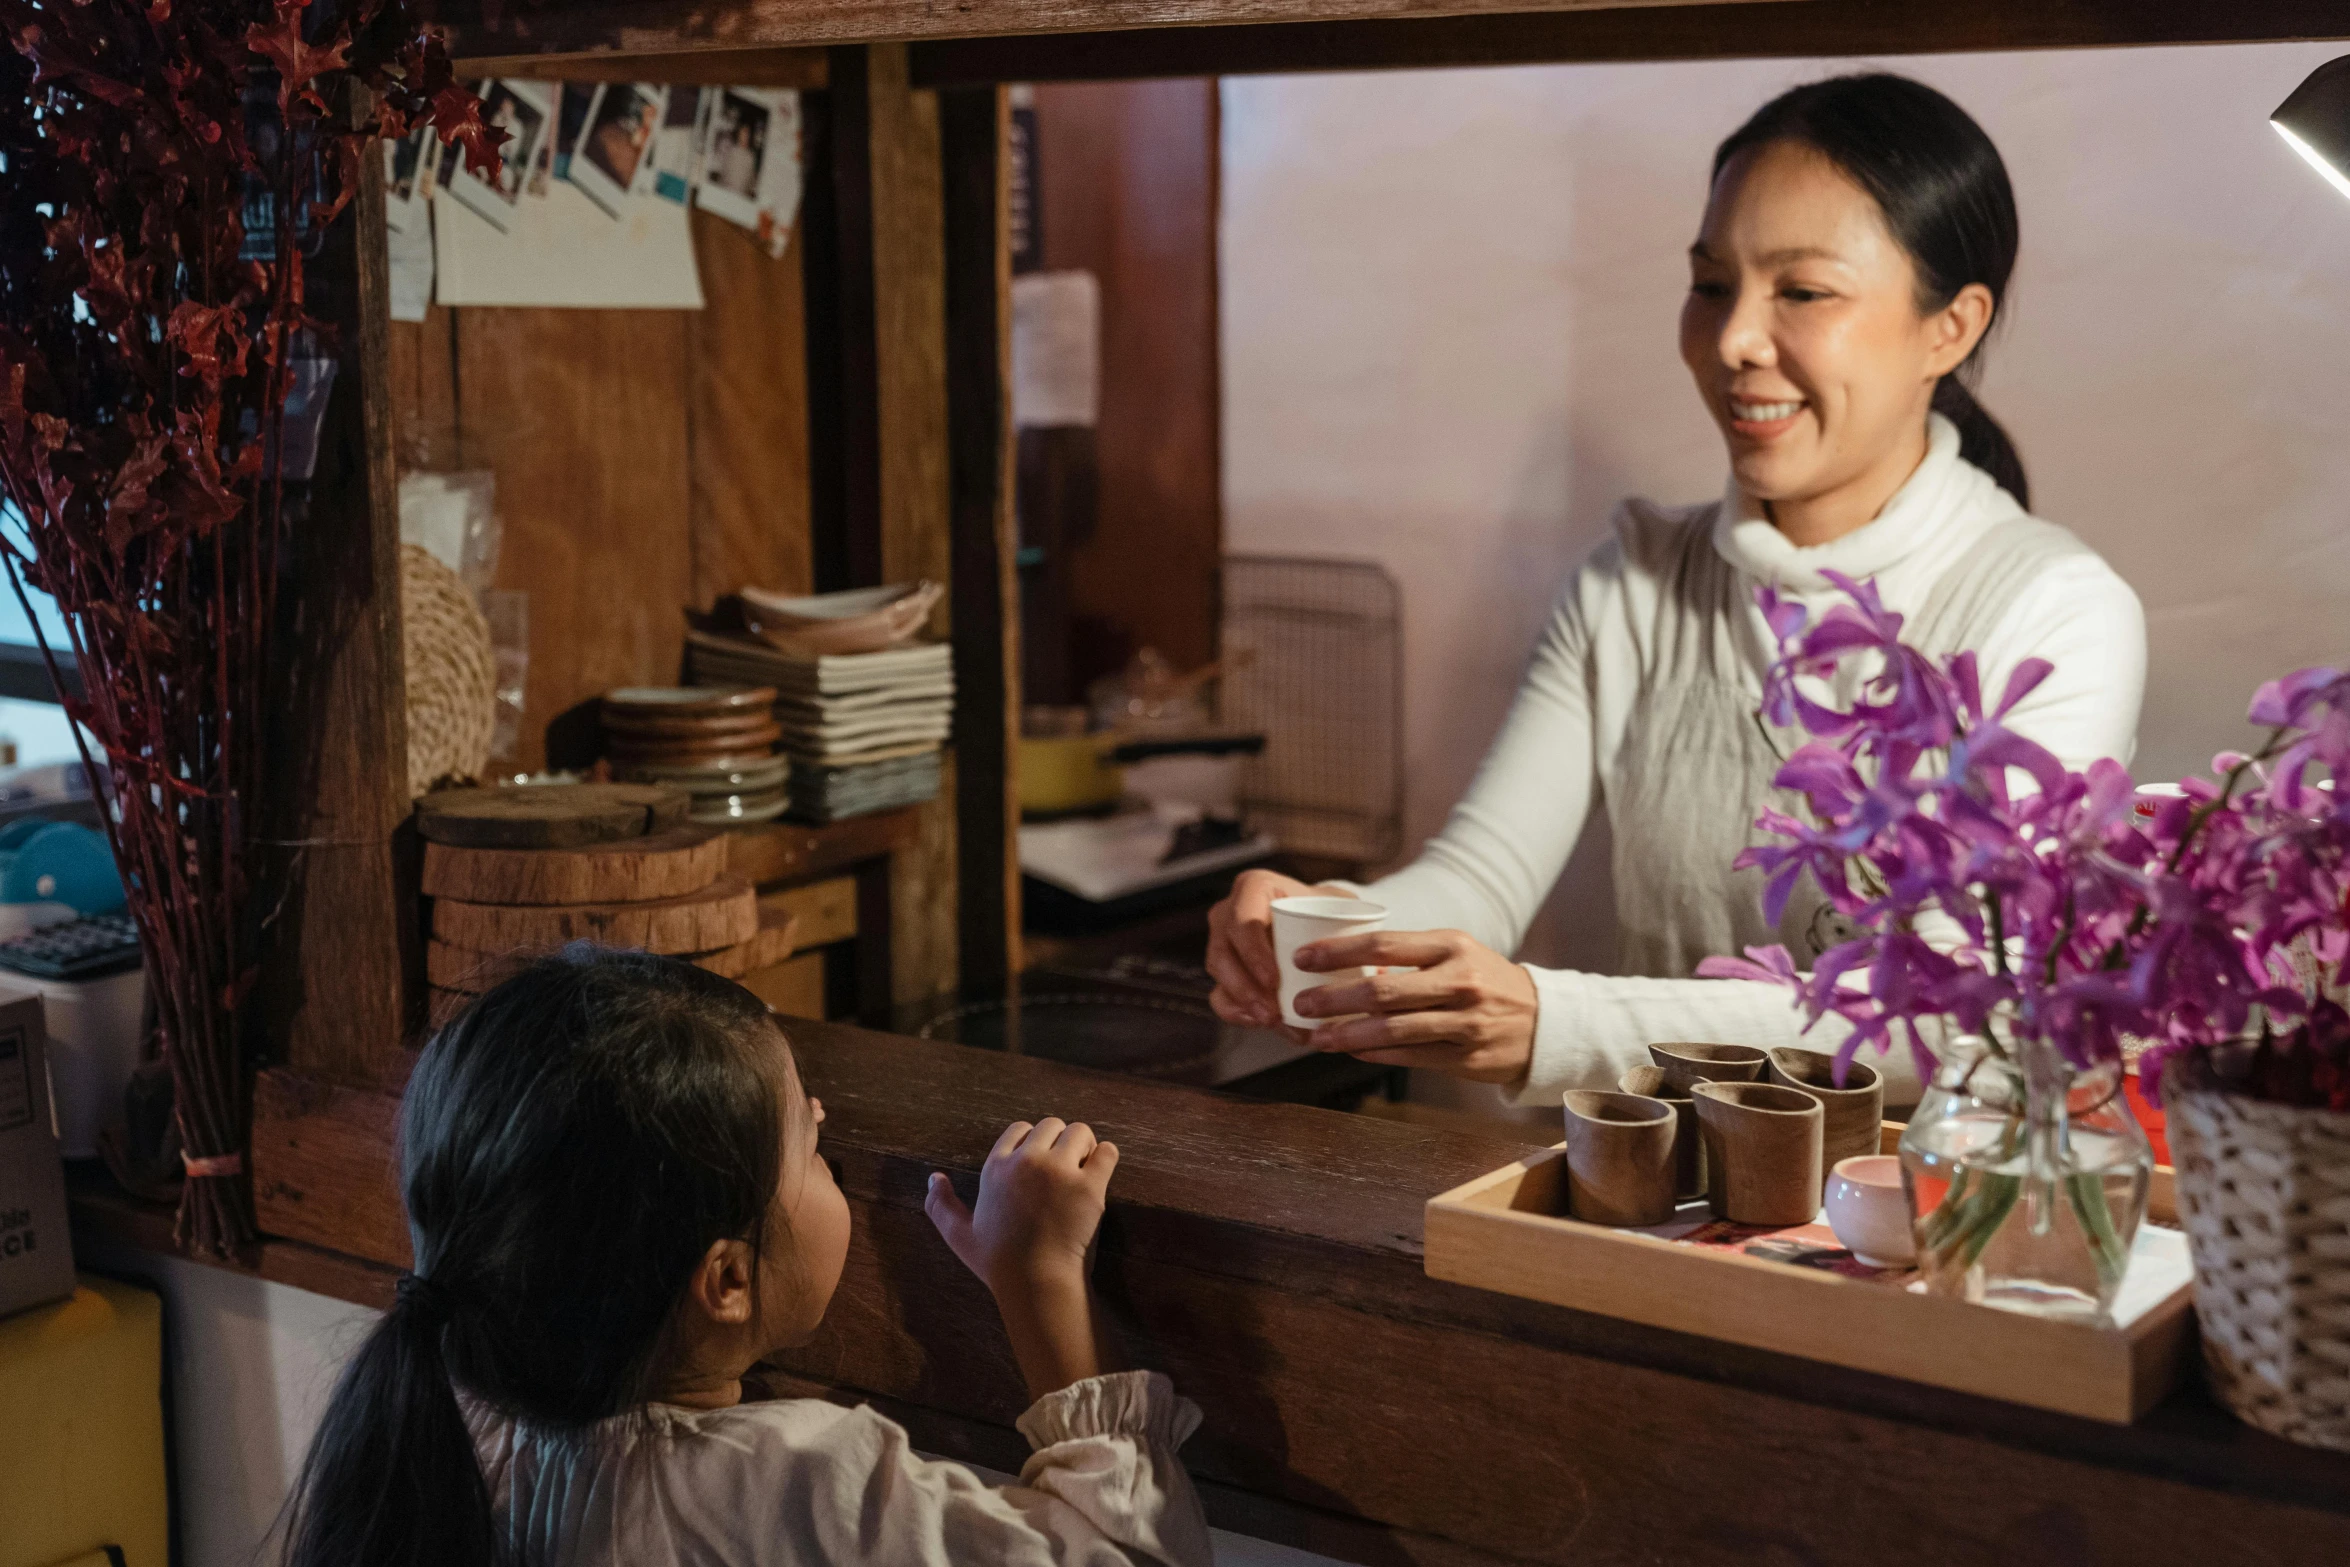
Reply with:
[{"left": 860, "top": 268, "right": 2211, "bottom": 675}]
[{"left": 1205, "top": 74, "right": 2145, "bottom": 1109}]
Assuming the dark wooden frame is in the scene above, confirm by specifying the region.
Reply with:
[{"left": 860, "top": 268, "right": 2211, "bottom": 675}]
[{"left": 202, "top": 7, "right": 2350, "bottom": 1563}]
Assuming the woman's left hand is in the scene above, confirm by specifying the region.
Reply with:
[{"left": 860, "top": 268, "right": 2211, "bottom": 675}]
[{"left": 1291, "top": 929, "right": 1540, "bottom": 1086}]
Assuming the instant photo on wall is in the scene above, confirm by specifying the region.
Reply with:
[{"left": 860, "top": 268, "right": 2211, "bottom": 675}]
[
  {"left": 551, "top": 82, "right": 595, "bottom": 182},
  {"left": 447, "top": 80, "right": 553, "bottom": 233},
  {"left": 573, "top": 82, "right": 668, "bottom": 218},
  {"left": 651, "top": 86, "right": 706, "bottom": 203},
  {"left": 695, "top": 88, "right": 805, "bottom": 258}
]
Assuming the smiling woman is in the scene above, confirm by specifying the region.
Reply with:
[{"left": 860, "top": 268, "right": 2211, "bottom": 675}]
[{"left": 1205, "top": 73, "right": 2147, "bottom": 1114}]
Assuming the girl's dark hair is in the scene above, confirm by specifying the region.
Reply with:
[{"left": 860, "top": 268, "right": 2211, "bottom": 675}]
[
  {"left": 282, "top": 946, "right": 796, "bottom": 1567},
  {"left": 1714, "top": 73, "right": 2030, "bottom": 508}
]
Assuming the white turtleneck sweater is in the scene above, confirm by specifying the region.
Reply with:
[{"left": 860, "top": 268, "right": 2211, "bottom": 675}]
[{"left": 1357, "top": 417, "right": 2147, "bottom": 1108}]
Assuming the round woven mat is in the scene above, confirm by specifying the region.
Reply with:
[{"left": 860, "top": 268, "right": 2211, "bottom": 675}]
[
  {"left": 2166, "top": 1059, "right": 2350, "bottom": 1452},
  {"left": 401, "top": 543, "right": 497, "bottom": 798}
]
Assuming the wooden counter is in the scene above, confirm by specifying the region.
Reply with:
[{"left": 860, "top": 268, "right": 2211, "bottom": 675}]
[{"left": 79, "top": 1021, "right": 2350, "bottom": 1565}]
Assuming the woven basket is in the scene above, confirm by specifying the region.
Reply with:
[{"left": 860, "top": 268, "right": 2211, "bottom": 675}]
[
  {"left": 401, "top": 543, "right": 497, "bottom": 798},
  {"left": 2164, "top": 1057, "right": 2350, "bottom": 1450}
]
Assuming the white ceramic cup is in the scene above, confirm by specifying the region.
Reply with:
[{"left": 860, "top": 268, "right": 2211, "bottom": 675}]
[
  {"left": 1824, "top": 1154, "right": 1915, "bottom": 1267},
  {"left": 1270, "top": 896, "right": 1388, "bottom": 1029}
]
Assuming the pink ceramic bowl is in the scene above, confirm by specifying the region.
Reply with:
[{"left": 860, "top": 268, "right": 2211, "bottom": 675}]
[{"left": 1824, "top": 1154, "right": 1915, "bottom": 1267}]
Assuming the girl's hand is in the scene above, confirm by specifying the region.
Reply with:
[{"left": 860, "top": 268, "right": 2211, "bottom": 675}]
[
  {"left": 926, "top": 1118, "right": 1119, "bottom": 1399},
  {"left": 1293, "top": 929, "right": 1540, "bottom": 1086},
  {"left": 1205, "top": 868, "right": 1347, "bottom": 1028}
]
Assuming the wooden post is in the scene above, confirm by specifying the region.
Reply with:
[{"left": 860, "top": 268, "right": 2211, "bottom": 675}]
[
  {"left": 260, "top": 87, "right": 416, "bottom": 1087},
  {"left": 941, "top": 85, "right": 1021, "bottom": 994},
  {"left": 805, "top": 44, "right": 965, "bottom": 1010}
]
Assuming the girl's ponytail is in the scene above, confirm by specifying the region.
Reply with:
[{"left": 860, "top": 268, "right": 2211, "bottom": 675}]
[
  {"left": 283, "top": 1275, "right": 498, "bottom": 1567},
  {"left": 279, "top": 947, "right": 794, "bottom": 1563}
]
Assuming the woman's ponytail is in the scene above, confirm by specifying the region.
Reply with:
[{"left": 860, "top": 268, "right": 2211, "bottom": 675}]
[
  {"left": 1931, "top": 376, "right": 2029, "bottom": 510},
  {"left": 281, "top": 1276, "right": 499, "bottom": 1567}
]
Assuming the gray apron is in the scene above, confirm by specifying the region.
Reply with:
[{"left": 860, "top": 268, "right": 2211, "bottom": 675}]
[{"left": 1608, "top": 513, "right": 2097, "bottom": 977}]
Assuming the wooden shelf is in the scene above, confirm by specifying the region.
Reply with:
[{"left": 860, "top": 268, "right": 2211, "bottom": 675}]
[
  {"left": 722, "top": 806, "right": 923, "bottom": 888},
  {"left": 67, "top": 1164, "right": 402, "bottom": 1310}
]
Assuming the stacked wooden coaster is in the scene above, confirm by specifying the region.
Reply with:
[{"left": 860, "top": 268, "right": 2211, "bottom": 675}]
[
  {"left": 415, "top": 783, "right": 797, "bottom": 1028},
  {"left": 602, "top": 686, "right": 790, "bottom": 826}
]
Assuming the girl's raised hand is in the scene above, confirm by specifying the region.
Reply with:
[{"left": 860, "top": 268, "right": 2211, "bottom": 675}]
[
  {"left": 926, "top": 1118, "right": 1120, "bottom": 1399},
  {"left": 926, "top": 1116, "right": 1118, "bottom": 1291}
]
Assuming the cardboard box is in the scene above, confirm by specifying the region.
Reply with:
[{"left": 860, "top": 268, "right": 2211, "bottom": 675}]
[{"left": 0, "top": 992, "right": 74, "bottom": 1318}]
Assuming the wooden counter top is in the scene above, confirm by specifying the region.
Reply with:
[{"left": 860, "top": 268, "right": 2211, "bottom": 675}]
[{"left": 82, "top": 1020, "right": 2350, "bottom": 1565}]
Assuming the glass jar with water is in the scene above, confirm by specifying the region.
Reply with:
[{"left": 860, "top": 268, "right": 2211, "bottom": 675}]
[{"left": 1897, "top": 1025, "right": 2154, "bottom": 1323}]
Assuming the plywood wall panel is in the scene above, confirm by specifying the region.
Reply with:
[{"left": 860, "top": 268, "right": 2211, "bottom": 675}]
[
  {"left": 456, "top": 307, "right": 696, "bottom": 772},
  {"left": 689, "top": 208, "right": 815, "bottom": 608}
]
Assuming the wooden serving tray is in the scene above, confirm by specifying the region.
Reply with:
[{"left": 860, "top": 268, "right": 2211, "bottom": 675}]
[{"left": 1424, "top": 1130, "right": 2194, "bottom": 1424}]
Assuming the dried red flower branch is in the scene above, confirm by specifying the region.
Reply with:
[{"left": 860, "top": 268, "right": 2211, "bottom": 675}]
[{"left": 0, "top": 0, "right": 495, "bottom": 1254}]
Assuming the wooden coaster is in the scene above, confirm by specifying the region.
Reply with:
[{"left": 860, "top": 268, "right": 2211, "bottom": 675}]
[
  {"left": 420, "top": 826, "right": 728, "bottom": 906},
  {"left": 432, "top": 875, "right": 759, "bottom": 955},
  {"left": 607, "top": 725, "right": 783, "bottom": 760},
  {"left": 603, "top": 685, "right": 776, "bottom": 717},
  {"left": 608, "top": 748, "right": 781, "bottom": 774},
  {"left": 602, "top": 707, "right": 780, "bottom": 739},
  {"left": 690, "top": 906, "right": 800, "bottom": 979},
  {"left": 429, "top": 905, "right": 798, "bottom": 991},
  {"left": 415, "top": 783, "right": 691, "bottom": 849}
]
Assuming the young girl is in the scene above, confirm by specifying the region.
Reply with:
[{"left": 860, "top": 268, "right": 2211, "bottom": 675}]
[{"left": 283, "top": 945, "right": 1212, "bottom": 1566}]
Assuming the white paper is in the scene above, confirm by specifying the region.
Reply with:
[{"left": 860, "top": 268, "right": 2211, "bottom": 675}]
[
  {"left": 433, "top": 177, "right": 703, "bottom": 310},
  {"left": 1011, "top": 270, "right": 1100, "bottom": 428},
  {"left": 695, "top": 89, "right": 805, "bottom": 258},
  {"left": 388, "top": 206, "right": 435, "bottom": 322},
  {"left": 384, "top": 131, "right": 430, "bottom": 234}
]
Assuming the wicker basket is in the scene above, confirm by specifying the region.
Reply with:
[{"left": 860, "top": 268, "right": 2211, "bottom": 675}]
[
  {"left": 2164, "top": 1057, "right": 2350, "bottom": 1450},
  {"left": 401, "top": 543, "right": 498, "bottom": 798}
]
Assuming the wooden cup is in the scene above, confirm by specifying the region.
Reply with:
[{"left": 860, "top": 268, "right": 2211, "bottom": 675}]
[
  {"left": 1692, "top": 1081, "right": 1825, "bottom": 1227},
  {"left": 1647, "top": 1042, "right": 1768, "bottom": 1095},
  {"left": 1766, "top": 1047, "right": 1885, "bottom": 1182},
  {"left": 1619, "top": 1065, "right": 1704, "bottom": 1198},
  {"left": 1561, "top": 1091, "right": 1679, "bottom": 1227}
]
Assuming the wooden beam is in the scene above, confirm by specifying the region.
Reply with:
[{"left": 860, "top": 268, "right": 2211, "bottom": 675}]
[
  {"left": 941, "top": 85, "right": 1022, "bottom": 995},
  {"left": 863, "top": 45, "right": 963, "bottom": 1009},
  {"left": 422, "top": 0, "right": 1766, "bottom": 65},
  {"left": 260, "top": 85, "right": 418, "bottom": 1088},
  {"left": 453, "top": 45, "right": 829, "bottom": 85},
  {"left": 910, "top": 0, "right": 2350, "bottom": 82}
]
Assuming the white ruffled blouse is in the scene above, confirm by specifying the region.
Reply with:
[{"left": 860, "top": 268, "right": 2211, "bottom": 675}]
[{"left": 464, "top": 1370, "right": 1212, "bottom": 1567}]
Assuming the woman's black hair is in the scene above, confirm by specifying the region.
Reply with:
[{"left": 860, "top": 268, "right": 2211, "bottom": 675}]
[
  {"left": 1713, "top": 73, "right": 2030, "bottom": 508},
  {"left": 281, "top": 945, "right": 797, "bottom": 1567}
]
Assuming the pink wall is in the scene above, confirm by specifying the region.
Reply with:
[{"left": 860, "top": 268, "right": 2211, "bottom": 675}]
[{"left": 1222, "top": 44, "right": 2350, "bottom": 977}]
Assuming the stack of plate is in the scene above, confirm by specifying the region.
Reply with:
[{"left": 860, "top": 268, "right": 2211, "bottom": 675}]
[
  {"left": 686, "top": 631, "right": 952, "bottom": 823},
  {"left": 602, "top": 686, "right": 789, "bottom": 825}
]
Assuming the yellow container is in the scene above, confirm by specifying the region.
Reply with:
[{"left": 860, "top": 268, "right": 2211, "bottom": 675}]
[{"left": 0, "top": 1276, "right": 169, "bottom": 1567}]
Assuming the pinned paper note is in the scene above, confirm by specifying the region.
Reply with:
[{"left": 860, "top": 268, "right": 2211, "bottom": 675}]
[{"left": 1011, "top": 270, "right": 1101, "bottom": 429}]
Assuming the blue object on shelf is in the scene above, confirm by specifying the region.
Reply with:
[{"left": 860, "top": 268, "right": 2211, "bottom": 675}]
[{"left": 0, "top": 821, "right": 125, "bottom": 915}]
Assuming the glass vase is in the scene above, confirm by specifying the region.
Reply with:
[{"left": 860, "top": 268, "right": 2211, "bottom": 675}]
[{"left": 1896, "top": 1028, "right": 2155, "bottom": 1324}]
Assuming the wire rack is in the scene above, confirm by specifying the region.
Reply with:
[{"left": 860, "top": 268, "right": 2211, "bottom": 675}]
[{"left": 1219, "top": 555, "right": 1403, "bottom": 867}]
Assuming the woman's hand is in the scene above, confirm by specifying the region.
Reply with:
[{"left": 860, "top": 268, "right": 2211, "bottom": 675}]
[
  {"left": 1293, "top": 930, "right": 1540, "bottom": 1086},
  {"left": 1205, "top": 868, "right": 1349, "bottom": 1028},
  {"left": 926, "top": 1118, "right": 1119, "bottom": 1399}
]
